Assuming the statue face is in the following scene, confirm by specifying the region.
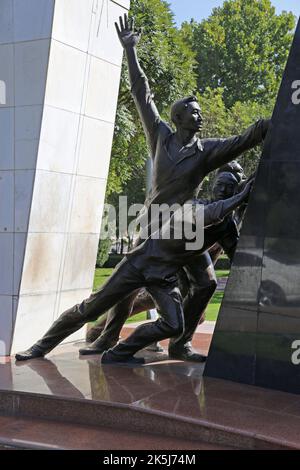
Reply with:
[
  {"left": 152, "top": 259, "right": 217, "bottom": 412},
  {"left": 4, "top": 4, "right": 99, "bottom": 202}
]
[
  {"left": 179, "top": 102, "right": 203, "bottom": 132},
  {"left": 231, "top": 162, "right": 246, "bottom": 183},
  {"left": 213, "top": 173, "right": 239, "bottom": 200},
  {"left": 214, "top": 181, "right": 237, "bottom": 200}
]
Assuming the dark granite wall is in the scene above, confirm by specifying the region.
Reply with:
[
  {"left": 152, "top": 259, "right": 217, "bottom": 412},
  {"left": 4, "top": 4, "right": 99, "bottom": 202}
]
[{"left": 205, "top": 18, "right": 300, "bottom": 394}]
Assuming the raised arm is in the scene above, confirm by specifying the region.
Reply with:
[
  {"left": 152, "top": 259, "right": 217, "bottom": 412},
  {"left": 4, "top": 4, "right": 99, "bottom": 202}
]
[
  {"left": 115, "top": 14, "right": 161, "bottom": 157},
  {"left": 205, "top": 119, "right": 271, "bottom": 174}
]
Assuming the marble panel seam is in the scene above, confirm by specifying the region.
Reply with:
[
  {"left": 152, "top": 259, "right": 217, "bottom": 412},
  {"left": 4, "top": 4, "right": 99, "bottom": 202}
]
[
  {"left": 18, "top": 288, "right": 93, "bottom": 299},
  {"left": 0, "top": 103, "right": 119, "bottom": 126},
  {"left": 0, "top": 38, "right": 53, "bottom": 48},
  {"left": 52, "top": 37, "right": 123, "bottom": 69},
  {"left": 10, "top": 231, "right": 102, "bottom": 235},
  {"left": 28, "top": 169, "right": 107, "bottom": 181},
  {"left": 42, "top": 103, "right": 120, "bottom": 126}
]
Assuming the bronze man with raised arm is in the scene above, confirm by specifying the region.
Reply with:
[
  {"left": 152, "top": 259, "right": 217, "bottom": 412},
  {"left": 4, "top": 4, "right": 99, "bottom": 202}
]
[{"left": 79, "top": 15, "right": 270, "bottom": 362}]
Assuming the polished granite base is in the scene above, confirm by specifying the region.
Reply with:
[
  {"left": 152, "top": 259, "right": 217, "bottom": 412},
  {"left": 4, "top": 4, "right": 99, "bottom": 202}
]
[{"left": 0, "top": 324, "right": 300, "bottom": 450}]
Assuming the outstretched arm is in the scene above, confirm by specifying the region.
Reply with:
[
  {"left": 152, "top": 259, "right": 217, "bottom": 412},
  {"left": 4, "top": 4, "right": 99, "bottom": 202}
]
[
  {"left": 115, "top": 14, "right": 161, "bottom": 157},
  {"left": 205, "top": 119, "right": 271, "bottom": 173},
  {"left": 203, "top": 178, "right": 254, "bottom": 227}
]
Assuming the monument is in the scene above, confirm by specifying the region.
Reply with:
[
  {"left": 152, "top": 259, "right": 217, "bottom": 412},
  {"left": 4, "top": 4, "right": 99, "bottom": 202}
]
[
  {"left": 1, "top": 4, "right": 300, "bottom": 451},
  {"left": 0, "top": 0, "right": 130, "bottom": 356},
  {"left": 205, "top": 17, "right": 300, "bottom": 395}
]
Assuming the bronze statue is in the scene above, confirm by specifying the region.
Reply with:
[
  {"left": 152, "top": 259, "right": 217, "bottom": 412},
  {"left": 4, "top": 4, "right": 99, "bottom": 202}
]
[
  {"left": 15, "top": 15, "right": 269, "bottom": 363},
  {"left": 78, "top": 15, "right": 269, "bottom": 363},
  {"left": 16, "top": 181, "right": 253, "bottom": 363},
  {"left": 85, "top": 161, "right": 246, "bottom": 347}
]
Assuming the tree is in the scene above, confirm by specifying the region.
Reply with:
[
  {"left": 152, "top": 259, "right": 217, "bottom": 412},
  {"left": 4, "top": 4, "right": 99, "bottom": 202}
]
[
  {"left": 96, "top": 238, "right": 112, "bottom": 268},
  {"left": 186, "top": 0, "right": 295, "bottom": 108},
  {"left": 178, "top": 1, "right": 295, "bottom": 196},
  {"left": 194, "top": 86, "right": 273, "bottom": 198}
]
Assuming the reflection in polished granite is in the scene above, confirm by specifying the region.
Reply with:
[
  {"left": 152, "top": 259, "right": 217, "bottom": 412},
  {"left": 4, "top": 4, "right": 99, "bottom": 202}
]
[
  {"left": 1, "top": 344, "right": 300, "bottom": 448},
  {"left": 205, "top": 17, "right": 300, "bottom": 395},
  {"left": 0, "top": 349, "right": 204, "bottom": 406}
]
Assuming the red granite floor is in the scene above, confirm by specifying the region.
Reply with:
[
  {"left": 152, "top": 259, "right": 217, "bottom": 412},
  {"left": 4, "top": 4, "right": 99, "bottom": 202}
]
[{"left": 0, "top": 324, "right": 300, "bottom": 449}]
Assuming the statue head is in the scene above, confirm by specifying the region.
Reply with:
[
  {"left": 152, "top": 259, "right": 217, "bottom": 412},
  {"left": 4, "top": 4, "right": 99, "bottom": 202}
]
[
  {"left": 212, "top": 172, "right": 239, "bottom": 201},
  {"left": 217, "top": 161, "right": 246, "bottom": 184},
  {"left": 170, "top": 96, "right": 203, "bottom": 132}
]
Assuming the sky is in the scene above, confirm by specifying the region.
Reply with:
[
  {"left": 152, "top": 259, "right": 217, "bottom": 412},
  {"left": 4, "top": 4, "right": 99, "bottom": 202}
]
[{"left": 169, "top": 0, "right": 299, "bottom": 25}]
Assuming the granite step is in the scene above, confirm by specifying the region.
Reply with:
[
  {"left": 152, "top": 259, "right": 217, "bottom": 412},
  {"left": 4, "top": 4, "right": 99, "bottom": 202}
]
[
  {"left": 1, "top": 334, "right": 299, "bottom": 451},
  {"left": 0, "top": 414, "right": 232, "bottom": 450},
  {"left": 0, "top": 386, "right": 294, "bottom": 451}
]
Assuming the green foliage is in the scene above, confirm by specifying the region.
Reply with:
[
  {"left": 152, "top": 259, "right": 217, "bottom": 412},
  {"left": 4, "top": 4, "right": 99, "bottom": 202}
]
[
  {"left": 96, "top": 238, "right": 112, "bottom": 268},
  {"left": 196, "top": 86, "right": 271, "bottom": 197},
  {"left": 186, "top": 0, "right": 295, "bottom": 107}
]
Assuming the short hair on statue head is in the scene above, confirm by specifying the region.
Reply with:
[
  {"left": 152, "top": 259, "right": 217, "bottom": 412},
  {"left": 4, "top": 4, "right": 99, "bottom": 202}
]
[
  {"left": 214, "top": 171, "right": 239, "bottom": 186},
  {"left": 170, "top": 96, "right": 199, "bottom": 125},
  {"left": 218, "top": 161, "right": 239, "bottom": 174}
]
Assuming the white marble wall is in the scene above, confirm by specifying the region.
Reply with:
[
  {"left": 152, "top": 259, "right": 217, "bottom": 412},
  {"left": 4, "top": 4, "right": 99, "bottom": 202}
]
[{"left": 0, "top": 0, "right": 129, "bottom": 355}]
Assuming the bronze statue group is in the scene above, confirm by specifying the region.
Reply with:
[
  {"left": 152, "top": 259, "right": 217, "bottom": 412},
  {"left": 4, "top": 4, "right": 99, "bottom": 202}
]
[{"left": 16, "top": 15, "right": 270, "bottom": 365}]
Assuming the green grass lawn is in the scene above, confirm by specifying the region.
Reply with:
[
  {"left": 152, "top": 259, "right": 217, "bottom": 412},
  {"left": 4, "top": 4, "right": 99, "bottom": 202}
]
[
  {"left": 216, "top": 270, "right": 229, "bottom": 279},
  {"left": 93, "top": 267, "right": 228, "bottom": 323}
]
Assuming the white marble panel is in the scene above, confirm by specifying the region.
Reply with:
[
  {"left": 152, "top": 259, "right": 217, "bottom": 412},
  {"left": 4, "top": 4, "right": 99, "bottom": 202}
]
[
  {"left": 37, "top": 106, "right": 80, "bottom": 174},
  {"left": 69, "top": 176, "right": 106, "bottom": 234},
  {"left": 0, "top": 296, "right": 13, "bottom": 356},
  {"left": 0, "top": 171, "right": 14, "bottom": 233},
  {"left": 20, "top": 233, "right": 65, "bottom": 295},
  {"left": 0, "top": 108, "right": 14, "bottom": 170},
  {"left": 15, "top": 170, "right": 35, "bottom": 233},
  {"left": 4, "top": 0, "right": 127, "bottom": 354},
  {"left": 55, "top": 289, "right": 91, "bottom": 342},
  {"left": 15, "top": 40, "right": 50, "bottom": 106},
  {"left": 29, "top": 170, "right": 72, "bottom": 233},
  {"left": 45, "top": 40, "right": 87, "bottom": 114},
  {"left": 52, "top": 0, "right": 93, "bottom": 52},
  {"left": 0, "top": 234, "right": 13, "bottom": 295},
  {"left": 0, "top": 0, "right": 13, "bottom": 45},
  {"left": 61, "top": 234, "right": 99, "bottom": 290},
  {"left": 84, "top": 56, "right": 121, "bottom": 122},
  {"left": 13, "top": 233, "right": 26, "bottom": 295},
  {"left": 11, "top": 292, "right": 57, "bottom": 353},
  {"left": 15, "top": 106, "right": 42, "bottom": 170},
  {"left": 89, "top": 0, "right": 125, "bottom": 65},
  {"left": 77, "top": 116, "right": 114, "bottom": 178},
  {"left": 13, "top": 0, "right": 55, "bottom": 42},
  {"left": 0, "top": 44, "right": 14, "bottom": 107}
]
